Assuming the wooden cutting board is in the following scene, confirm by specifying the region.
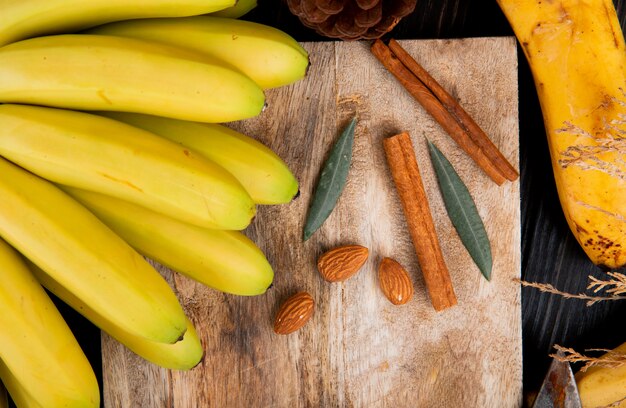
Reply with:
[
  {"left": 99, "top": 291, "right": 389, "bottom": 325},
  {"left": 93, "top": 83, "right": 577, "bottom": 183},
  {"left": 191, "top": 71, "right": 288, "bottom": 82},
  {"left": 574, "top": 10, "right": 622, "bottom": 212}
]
[{"left": 102, "top": 38, "right": 522, "bottom": 407}]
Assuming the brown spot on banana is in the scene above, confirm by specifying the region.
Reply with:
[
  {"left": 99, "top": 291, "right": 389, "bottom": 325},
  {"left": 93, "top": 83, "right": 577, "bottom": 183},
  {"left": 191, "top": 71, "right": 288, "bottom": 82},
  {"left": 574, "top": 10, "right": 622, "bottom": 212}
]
[
  {"left": 574, "top": 221, "right": 589, "bottom": 235},
  {"left": 98, "top": 173, "right": 143, "bottom": 192},
  {"left": 97, "top": 89, "right": 112, "bottom": 105},
  {"left": 569, "top": 201, "right": 626, "bottom": 268}
]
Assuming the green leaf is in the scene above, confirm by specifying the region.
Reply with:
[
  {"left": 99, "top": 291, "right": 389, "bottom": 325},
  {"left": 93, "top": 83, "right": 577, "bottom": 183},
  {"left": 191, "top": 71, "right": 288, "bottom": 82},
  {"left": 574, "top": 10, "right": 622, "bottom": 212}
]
[
  {"left": 427, "top": 140, "right": 493, "bottom": 280},
  {"left": 303, "top": 117, "right": 357, "bottom": 241}
]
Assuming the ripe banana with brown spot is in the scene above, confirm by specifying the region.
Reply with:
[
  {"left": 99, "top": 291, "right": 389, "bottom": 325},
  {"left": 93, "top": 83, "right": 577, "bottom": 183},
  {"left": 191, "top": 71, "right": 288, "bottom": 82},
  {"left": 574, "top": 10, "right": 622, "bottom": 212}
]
[
  {"left": 0, "top": 34, "right": 265, "bottom": 122},
  {"left": 0, "top": 156, "right": 187, "bottom": 344},
  {"left": 0, "top": 104, "right": 255, "bottom": 230},
  {"left": 497, "top": 0, "right": 626, "bottom": 268}
]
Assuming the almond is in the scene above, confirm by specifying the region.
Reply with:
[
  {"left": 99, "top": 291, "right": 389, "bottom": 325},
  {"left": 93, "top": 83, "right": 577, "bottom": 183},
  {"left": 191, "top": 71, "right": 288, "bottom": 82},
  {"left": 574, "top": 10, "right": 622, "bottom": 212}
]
[
  {"left": 378, "top": 257, "right": 414, "bottom": 305},
  {"left": 273, "top": 292, "right": 314, "bottom": 335},
  {"left": 317, "top": 245, "right": 369, "bottom": 282}
]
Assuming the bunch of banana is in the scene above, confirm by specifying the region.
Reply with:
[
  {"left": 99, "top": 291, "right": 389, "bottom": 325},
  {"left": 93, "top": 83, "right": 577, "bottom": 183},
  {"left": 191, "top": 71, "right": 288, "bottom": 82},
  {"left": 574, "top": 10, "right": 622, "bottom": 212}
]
[
  {"left": 66, "top": 188, "right": 275, "bottom": 296},
  {"left": 0, "top": 104, "right": 257, "bottom": 230},
  {"left": 0, "top": 0, "right": 308, "bottom": 405},
  {"left": 0, "top": 156, "right": 189, "bottom": 343}
]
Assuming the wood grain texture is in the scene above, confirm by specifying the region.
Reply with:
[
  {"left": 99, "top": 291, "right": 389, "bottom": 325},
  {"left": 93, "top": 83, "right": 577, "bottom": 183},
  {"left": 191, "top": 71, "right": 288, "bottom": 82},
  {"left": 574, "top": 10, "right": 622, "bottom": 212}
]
[{"left": 103, "top": 38, "right": 521, "bottom": 407}]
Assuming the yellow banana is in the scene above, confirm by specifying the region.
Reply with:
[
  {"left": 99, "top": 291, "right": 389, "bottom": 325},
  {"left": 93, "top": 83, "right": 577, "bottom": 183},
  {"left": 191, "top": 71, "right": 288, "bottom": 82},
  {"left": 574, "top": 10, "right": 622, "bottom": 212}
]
[
  {"left": 0, "top": 34, "right": 265, "bottom": 122},
  {"left": 0, "top": 358, "right": 43, "bottom": 408},
  {"left": 89, "top": 16, "right": 309, "bottom": 89},
  {"left": 575, "top": 342, "right": 626, "bottom": 407},
  {"left": 99, "top": 111, "right": 299, "bottom": 205},
  {"left": 0, "top": 0, "right": 235, "bottom": 47},
  {"left": 0, "top": 104, "right": 255, "bottom": 230},
  {"left": 28, "top": 262, "right": 202, "bottom": 371},
  {"left": 496, "top": 0, "right": 626, "bottom": 268},
  {"left": 0, "top": 156, "right": 187, "bottom": 344},
  {"left": 210, "top": 0, "right": 257, "bottom": 18},
  {"left": 0, "top": 238, "right": 99, "bottom": 408},
  {"left": 66, "top": 188, "right": 274, "bottom": 296}
]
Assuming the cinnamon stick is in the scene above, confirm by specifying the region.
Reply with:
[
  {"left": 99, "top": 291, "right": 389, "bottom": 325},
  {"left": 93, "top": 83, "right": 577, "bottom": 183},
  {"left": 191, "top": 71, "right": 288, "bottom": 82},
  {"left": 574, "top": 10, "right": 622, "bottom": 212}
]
[
  {"left": 383, "top": 132, "right": 457, "bottom": 311},
  {"left": 371, "top": 39, "right": 508, "bottom": 185},
  {"left": 388, "top": 39, "right": 519, "bottom": 182}
]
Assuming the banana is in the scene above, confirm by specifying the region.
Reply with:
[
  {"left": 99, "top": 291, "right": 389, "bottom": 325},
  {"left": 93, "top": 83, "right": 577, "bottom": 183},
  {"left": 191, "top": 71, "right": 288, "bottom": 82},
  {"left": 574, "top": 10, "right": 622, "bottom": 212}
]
[
  {"left": 66, "top": 188, "right": 274, "bottom": 296},
  {"left": 0, "top": 358, "right": 43, "bottom": 408},
  {"left": 0, "top": 0, "right": 236, "bottom": 46},
  {"left": 210, "top": 0, "right": 257, "bottom": 18},
  {"left": 0, "top": 104, "right": 255, "bottom": 230},
  {"left": 99, "top": 111, "right": 299, "bottom": 205},
  {"left": 0, "top": 34, "right": 265, "bottom": 122},
  {"left": 575, "top": 342, "right": 626, "bottom": 407},
  {"left": 497, "top": 0, "right": 626, "bottom": 268},
  {"left": 28, "top": 261, "right": 203, "bottom": 371},
  {"left": 0, "top": 156, "right": 187, "bottom": 344},
  {"left": 89, "top": 16, "right": 309, "bottom": 89},
  {"left": 0, "top": 238, "right": 100, "bottom": 408}
]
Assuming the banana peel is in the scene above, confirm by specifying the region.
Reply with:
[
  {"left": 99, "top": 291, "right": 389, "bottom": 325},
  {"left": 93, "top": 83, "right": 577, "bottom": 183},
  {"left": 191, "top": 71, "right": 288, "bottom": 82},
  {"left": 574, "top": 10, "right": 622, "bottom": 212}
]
[{"left": 497, "top": 0, "right": 626, "bottom": 268}]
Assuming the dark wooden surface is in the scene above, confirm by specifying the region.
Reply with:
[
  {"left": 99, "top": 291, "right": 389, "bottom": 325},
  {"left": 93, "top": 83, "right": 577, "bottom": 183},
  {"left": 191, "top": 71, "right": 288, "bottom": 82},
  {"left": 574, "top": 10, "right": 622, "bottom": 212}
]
[{"left": 49, "top": 0, "right": 626, "bottom": 406}]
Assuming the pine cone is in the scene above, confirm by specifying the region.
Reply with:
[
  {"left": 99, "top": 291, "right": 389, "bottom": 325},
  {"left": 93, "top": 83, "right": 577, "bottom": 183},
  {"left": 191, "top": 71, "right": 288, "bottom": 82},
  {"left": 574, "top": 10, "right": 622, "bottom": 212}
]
[{"left": 286, "top": 0, "right": 417, "bottom": 40}]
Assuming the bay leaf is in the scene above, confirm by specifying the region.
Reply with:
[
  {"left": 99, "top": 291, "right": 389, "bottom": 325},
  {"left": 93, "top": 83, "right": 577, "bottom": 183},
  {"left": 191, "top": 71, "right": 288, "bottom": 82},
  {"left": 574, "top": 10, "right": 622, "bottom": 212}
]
[
  {"left": 303, "top": 117, "right": 357, "bottom": 241},
  {"left": 427, "top": 140, "right": 493, "bottom": 280}
]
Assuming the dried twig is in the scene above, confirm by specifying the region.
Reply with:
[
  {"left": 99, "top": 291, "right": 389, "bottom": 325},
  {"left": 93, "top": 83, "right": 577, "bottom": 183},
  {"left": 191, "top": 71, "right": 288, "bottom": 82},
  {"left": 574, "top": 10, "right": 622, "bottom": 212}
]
[
  {"left": 515, "top": 278, "right": 626, "bottom": 305},
  {"left": 515, "top": 272, "right": 626, "bottom": 306},
  {"left": 600, "top": 395, "right": 626, "bottom": 408},
  {"left": 588, "top": 272, "right": 626, "bottom": 296},
  {"left": 551, "top": 344, "right": 626, "bottom": 372}
]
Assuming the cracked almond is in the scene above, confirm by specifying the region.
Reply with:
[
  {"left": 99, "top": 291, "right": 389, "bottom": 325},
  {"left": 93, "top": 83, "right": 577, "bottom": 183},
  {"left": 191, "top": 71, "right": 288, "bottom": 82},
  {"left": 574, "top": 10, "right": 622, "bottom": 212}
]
[
  {"left": 273, "top": 292, "right": 314, "bottom": 335},
  {"left": 378, "top": 257, "right": 414, "bottom": 305},
  {"left": 317, "top": 245, "right": 369, "bottom": 282}
]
